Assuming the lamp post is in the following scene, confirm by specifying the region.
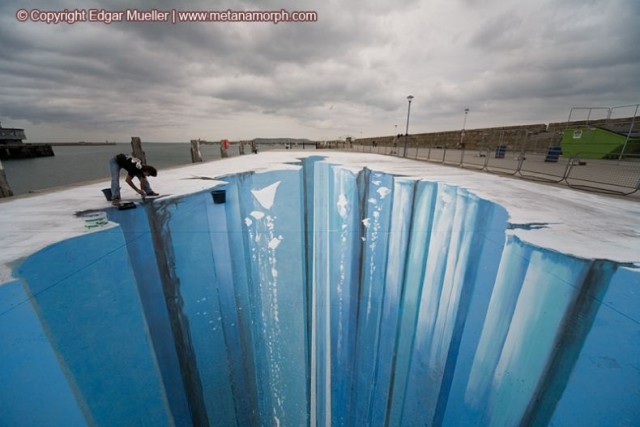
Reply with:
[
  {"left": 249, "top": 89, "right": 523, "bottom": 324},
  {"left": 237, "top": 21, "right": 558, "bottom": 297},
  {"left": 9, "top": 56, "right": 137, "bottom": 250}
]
[
  {"left": 403, "top": 95, "right": 414, "bottom": 157},
  {"left": 459, "top": 107, "right": 469, "bottom": 148}
]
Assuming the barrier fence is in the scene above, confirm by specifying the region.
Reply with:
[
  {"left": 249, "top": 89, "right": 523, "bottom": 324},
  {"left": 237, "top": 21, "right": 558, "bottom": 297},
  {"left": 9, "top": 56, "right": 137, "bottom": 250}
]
[{"left": 323, "top": 129, "right": 640, "bottom": 197}]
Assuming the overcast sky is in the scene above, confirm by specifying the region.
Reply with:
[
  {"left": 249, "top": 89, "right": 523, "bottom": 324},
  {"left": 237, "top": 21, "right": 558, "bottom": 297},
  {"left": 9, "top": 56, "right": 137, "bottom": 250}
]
[{"left": 1, "top": 0, "right": 638, "bottom": 142}]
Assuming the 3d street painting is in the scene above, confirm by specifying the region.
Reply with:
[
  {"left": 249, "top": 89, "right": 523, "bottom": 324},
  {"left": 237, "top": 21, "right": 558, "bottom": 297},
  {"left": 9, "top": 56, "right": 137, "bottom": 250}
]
[{"left": 1, "top": 154, "right": 638, "bottom": 426}]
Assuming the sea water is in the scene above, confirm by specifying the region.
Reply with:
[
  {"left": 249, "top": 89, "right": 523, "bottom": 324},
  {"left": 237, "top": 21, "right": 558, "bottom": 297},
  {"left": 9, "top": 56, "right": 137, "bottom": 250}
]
[{"left": 2, "top": 142, "right": 310, "bottom": 196}]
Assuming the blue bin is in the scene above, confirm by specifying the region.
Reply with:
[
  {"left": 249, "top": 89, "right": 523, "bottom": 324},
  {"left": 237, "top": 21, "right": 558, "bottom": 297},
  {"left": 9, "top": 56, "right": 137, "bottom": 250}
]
[
  {"left": 495, "top": 145, "right": 507, "bottom": 159},
  {"left": 545, "top": 146, "right": 562, "bottom": 162}
]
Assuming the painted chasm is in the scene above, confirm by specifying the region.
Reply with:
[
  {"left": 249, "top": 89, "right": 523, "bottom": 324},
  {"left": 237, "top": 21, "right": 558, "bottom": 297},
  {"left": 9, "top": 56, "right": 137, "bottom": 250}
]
[{"left": 1, "top": 157, "right": 638, "bottom": 426}]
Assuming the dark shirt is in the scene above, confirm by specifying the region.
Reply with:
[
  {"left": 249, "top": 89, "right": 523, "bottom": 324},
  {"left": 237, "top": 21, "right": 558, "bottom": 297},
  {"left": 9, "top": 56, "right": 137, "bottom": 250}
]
[{"left": 116, "top": 154, "right": 145, "bottom": 179}]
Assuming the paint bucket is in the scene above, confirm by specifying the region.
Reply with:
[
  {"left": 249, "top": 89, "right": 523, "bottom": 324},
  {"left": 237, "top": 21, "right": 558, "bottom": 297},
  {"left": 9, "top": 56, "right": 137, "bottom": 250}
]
[
  {"left": 211, "top": 189, "right": 226, "bottom": 204},
  {"left": 102, "top": 188, "right": 112, "bottom": 201}
]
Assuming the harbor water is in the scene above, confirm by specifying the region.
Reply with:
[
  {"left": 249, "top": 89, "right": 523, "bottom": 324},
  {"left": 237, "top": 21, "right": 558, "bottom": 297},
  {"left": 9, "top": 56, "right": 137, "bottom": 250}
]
[{"left": 2, "top": 142, "right": 311, "bottom": 196}]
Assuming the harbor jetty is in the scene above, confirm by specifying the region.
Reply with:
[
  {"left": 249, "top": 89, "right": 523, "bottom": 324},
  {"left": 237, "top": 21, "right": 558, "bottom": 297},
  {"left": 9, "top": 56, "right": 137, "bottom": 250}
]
[
  {"left": 0, "top": 123, "right": 54, "bottom": 159},
  {"left": 0, "top": 121, "right": 117, "bottom": 159}
]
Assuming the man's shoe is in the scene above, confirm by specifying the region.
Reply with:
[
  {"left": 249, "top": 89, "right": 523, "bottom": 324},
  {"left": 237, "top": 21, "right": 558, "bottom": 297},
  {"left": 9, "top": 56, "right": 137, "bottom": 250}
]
[
  {"left": 111, "top": 198, "right": 121, "bottom": 206},
  {"left": 146, "top": 192, "right": 159, "bottom": 197}
]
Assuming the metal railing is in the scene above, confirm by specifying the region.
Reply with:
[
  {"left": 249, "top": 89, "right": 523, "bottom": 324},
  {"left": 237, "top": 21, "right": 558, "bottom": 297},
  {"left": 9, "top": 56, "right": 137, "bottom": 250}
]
[{"left": 326, "top": 131, "right": 640, "bottom": 197}]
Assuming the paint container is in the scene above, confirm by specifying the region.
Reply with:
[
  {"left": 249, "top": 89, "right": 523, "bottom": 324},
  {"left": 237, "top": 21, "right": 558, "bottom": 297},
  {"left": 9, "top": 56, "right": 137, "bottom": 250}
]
[
  {"left": 118, "top": 202, "right": 136, "bottom": 210},
  {"left": 83, "top": 212, "right": 108, "bottom": 229},
  {"left": 102, "top": 188, "right": 112, "bottom": 201},
  {"left": 211, "top": 189, "right": 226, "bottom": 204}
]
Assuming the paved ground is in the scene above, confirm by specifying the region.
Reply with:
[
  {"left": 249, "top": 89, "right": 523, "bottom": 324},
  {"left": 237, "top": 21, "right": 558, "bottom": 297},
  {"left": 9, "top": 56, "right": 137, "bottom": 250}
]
[{"left": 348, "top": 145, "right": 640, "bottom": 201}]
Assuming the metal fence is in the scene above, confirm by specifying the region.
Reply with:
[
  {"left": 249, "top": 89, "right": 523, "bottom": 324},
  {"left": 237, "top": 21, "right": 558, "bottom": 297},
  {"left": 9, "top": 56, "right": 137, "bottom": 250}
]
[{"left": 326, "top": 135, "right": 640, "bottom": 197}]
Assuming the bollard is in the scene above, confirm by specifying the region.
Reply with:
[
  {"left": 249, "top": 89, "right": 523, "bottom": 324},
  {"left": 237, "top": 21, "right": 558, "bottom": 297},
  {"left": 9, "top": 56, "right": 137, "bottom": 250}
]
[
  {"left": 0, "top": 159, "right": 13, "bottom": 198},
  {"left": 220, "top": 139, "right": 230, "bottom": 158},
  {"left": 131, "top": 137, "right": 147, "bottom": 164},
  {"left": 190, "top": 140, "right": 203, "bottom": 163}
]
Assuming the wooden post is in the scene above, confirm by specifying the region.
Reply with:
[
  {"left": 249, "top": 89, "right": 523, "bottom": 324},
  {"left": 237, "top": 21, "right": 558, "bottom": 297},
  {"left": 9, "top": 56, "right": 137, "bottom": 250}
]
[
  {"left": 131, "top": 137, "right": 147, "bottom": 164},
  {"left": 0, "top": 159, "right": 13, "bottom": 198},
  {"left": 220, "top": 139, "right": 229, "bottom": 158},
  {"left": 190, "top": 139, "right": 203, "bottom": 163}
]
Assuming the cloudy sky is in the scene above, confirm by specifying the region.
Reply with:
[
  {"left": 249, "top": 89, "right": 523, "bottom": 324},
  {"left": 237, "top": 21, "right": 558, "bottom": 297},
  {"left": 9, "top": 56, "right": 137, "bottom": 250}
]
[{"left": 1, "top": 0, "right": 638, "bottom": 142}]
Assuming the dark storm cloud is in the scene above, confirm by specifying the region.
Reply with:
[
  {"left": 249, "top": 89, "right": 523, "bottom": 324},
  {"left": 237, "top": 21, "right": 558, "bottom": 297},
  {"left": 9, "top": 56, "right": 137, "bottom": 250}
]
[
  {"left": 0, "top": 0, "right": 638, "bottom": 140},
  {"left": 445, "top": 0, "right": 640, "bottom": 129}
]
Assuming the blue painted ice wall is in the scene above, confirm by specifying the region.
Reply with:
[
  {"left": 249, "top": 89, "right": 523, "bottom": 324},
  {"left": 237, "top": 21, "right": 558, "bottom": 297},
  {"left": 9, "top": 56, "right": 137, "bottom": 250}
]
[
  {"left": 4, "top": 228, "right": 174, "bottom": 425},
  {"left": 2, "top": 159, "right": 639, "bottom": 426}
]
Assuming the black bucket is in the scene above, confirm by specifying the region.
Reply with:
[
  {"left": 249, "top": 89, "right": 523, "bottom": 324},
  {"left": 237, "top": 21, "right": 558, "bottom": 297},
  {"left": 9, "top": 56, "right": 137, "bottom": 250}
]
[
  {"left": 211, "top": 189, "right": 226, "bottom": 204},
  {"left": 102, "top": 188, "right": 112, "bottom": 201}
]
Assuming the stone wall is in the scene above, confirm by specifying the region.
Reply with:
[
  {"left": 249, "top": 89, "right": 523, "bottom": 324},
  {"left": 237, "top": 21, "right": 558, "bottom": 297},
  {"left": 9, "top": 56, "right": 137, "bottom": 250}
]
[{"left": 354, "top": 116, "right": 637, "bottom": 153}]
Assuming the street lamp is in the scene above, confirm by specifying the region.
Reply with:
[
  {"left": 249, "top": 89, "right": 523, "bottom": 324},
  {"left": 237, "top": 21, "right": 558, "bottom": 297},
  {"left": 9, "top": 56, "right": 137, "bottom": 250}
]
[
  {"left": 403, "top": 95, "right": 414, "bottom": 157},
  {"left": 459, "top": 107, "right": 469, "bottom": 148}
]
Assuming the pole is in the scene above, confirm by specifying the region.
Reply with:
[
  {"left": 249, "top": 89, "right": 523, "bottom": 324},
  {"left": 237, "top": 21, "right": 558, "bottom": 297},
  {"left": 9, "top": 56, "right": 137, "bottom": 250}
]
[
  {"left": 618, "top": 104, "right": 639, "bottom": 161},
  {"left": 190, "top": 139, "right": 203, "bottom": 163},
  {"left": 459, "top": 108, "right": 469, "bottom": 147},
  {"left": 0, "top": 159, "right": 13, "bottom": 198},
  {"left": 403, "top": 95, "right": 414, "bottom": 157}
]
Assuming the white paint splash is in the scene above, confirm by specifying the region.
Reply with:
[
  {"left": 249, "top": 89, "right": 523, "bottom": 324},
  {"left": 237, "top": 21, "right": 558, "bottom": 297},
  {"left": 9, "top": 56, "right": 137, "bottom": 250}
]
[
  {"left": 377, "top": 186, "right": 391, "bottom": 199},
  {"left": 251, "top": 211, "right": 265, "bottom": 220},
  {"left": 252, "top": 181, "right": 281, "bottom": 210},
  {"left": 268, "top": 237, "right": 282, "bottom": 250},
  {"left": 337, "top": 194, "right": 349, "bottom": 219}
]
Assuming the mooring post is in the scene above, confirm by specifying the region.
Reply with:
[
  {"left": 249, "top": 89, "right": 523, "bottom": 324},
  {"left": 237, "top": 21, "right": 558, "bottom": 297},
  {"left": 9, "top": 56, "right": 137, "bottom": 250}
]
[
  {"left": 220, "top": 139, "right": 229, "bottom": 158},
  {"left": 131, "top": 137, "right": 147, "bottom": 164},
  {"left": 0, "top": 159, "right": 13, "bottom": 198},
  {"left": 190, "top": 139, "right": 203, "bottom": 163}
]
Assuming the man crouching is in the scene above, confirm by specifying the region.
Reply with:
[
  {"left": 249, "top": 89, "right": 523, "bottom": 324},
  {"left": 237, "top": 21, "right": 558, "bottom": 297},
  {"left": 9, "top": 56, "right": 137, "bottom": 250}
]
[{"left": 109, "top": 153, "right": 158, "bottom": 205}]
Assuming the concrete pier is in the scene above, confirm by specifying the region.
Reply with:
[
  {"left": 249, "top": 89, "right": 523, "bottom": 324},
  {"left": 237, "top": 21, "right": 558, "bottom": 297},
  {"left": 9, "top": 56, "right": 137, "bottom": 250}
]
[{"left": 0, "top": 143, "right": 54, "bottom": 159}]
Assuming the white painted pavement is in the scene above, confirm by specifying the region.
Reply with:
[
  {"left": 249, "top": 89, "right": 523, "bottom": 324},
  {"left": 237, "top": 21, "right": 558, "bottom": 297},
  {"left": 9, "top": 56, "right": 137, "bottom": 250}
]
[{"left": 1, "top": 151, "right": 638, "bottom": 283}]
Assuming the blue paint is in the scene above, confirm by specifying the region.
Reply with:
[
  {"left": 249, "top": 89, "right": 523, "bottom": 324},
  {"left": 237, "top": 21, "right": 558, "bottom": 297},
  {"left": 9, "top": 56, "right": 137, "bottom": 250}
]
[
  {"left": 108, "top": 202, "right": 192, "bottom": 426},
  {"left": 0, "top": 280, "right": 85, "bottom": 426},
  {"left": 352, "top": 170, "right": 394, "bottom": 425},
  {"left": 2, "top": 160, "right": 639, "bottom": 426},
  {"left": 161, "top": 192, "right": 238, "bottom": 425},
  {"left": 13, "top": 228, "right": 173, "bottom": 425},
  {"left": 236, "top": 170, "right": 309, "bottom": 426},
  {"left": 550, "top": 266, "right": 640, "bottom": 425},
  {"left": 370, "top": 178, "right": 415, "bottom": 425}
]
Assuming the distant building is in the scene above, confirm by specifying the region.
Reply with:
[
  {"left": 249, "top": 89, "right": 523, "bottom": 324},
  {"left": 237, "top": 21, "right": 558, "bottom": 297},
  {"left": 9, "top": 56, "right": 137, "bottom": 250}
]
[{"left": 0, "top": 122, "right": 26, "bottom": 144}]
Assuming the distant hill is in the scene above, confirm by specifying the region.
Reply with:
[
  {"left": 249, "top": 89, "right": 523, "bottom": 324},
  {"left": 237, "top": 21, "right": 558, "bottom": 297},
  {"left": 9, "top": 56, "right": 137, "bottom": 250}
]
[{"left": 251, "top": 138, "right": 314, "bottom": 144}]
